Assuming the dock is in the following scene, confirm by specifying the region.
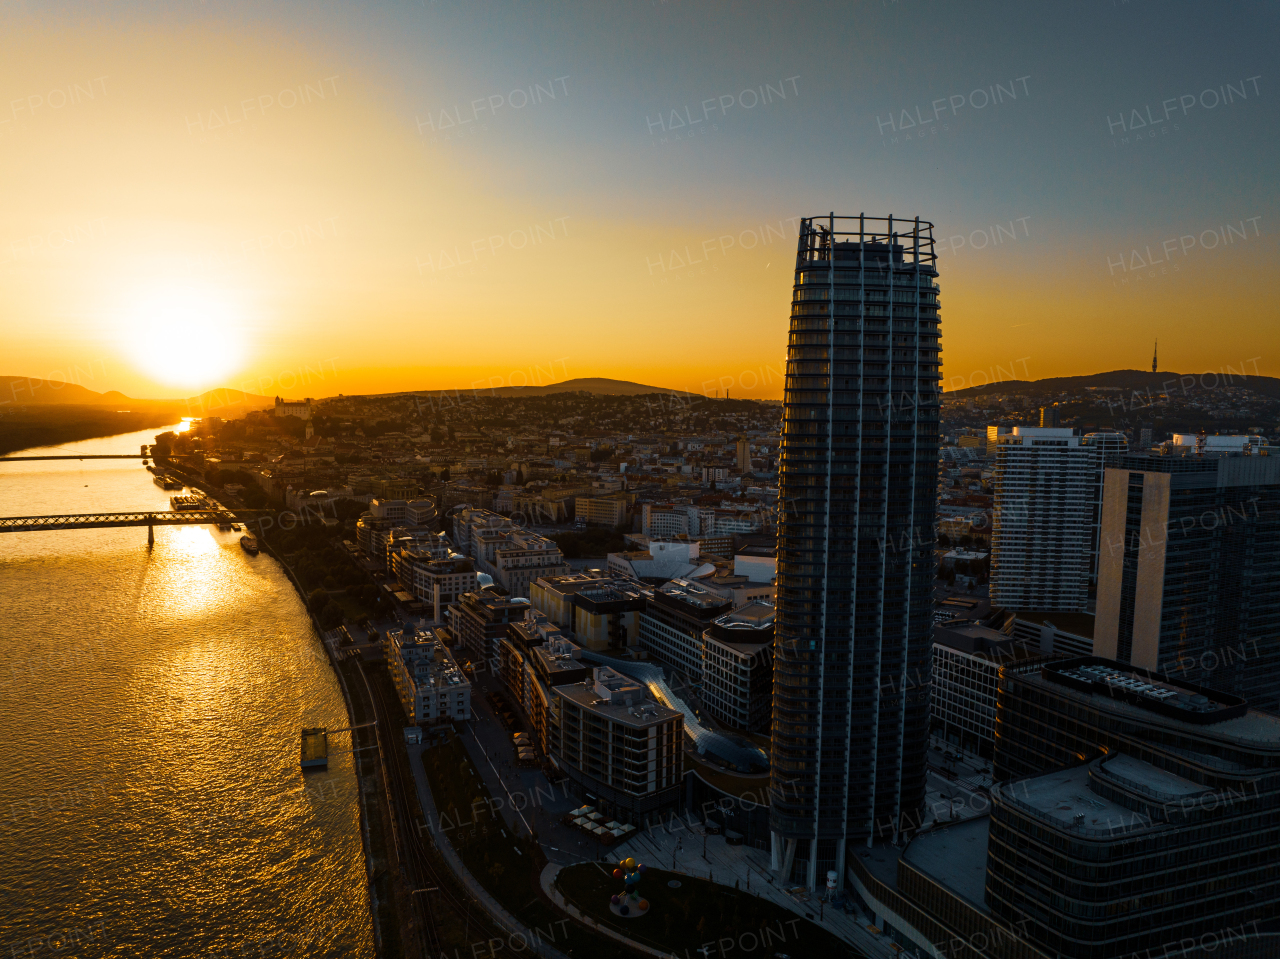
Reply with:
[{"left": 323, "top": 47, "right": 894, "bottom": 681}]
[
  {"left": 299, "top": 722, "right": 376, "bottom": 768},
  {"left": 301, "top": 727, "right": 329, "bottom": 768}
]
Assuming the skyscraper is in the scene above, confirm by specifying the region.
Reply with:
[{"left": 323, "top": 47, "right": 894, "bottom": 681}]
[
  {"left": 1082, "top": 430, "right": 1129, "bottom": 589},
  {"left": 1095, "top": 438, "right": 1280, "bottom": 710},
  {"left": 990, "top": 427, "right": 1095, "bottom": 612},
  {"left": 771, "top": 214, "right": 940, "bottom": 887},
  {"left": 989, "top": 427, "right": 1128, "bottom": 612}
]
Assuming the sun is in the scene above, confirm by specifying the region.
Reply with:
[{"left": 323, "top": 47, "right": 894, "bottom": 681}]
[{"left": 117, "top": 284, "right": 248, "bottom": 392}]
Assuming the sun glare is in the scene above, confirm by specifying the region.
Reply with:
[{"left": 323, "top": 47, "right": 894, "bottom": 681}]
[{"left": 117, "top": 285, "right": 248, "bottom": 392}]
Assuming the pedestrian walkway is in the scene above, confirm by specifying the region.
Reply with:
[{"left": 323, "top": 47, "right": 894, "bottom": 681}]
[
  {"left": 610, "top": 824, "right": 899, "bottom": 959},
  {"left": 409, "top": 747, "right": 573, "bottom": 959},
  {"left": 540, "top": 863, "right": 674, "bottom": 959}
]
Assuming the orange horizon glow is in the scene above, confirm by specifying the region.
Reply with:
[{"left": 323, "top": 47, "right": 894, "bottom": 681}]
[{"left": 3, "top": 17, "right": 1276, "bottom": 404}]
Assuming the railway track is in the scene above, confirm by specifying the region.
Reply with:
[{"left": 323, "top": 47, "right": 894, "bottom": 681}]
[{"left": 353, "top": 657, "right": 504, "bottom": 957}]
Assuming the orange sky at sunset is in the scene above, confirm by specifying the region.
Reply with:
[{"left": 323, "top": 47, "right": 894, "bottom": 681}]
[{"left": 3, "top": 11, "right": 1275, "bottom": 400}]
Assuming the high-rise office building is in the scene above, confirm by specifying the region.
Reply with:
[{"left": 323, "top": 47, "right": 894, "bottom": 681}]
[
  {"left": 771, "top": 214, "right": 940, "bottom": 888},
  {"left": 1081, "top": 430, "right": 1129, "bottom": 589},
  {"left": 1095, "top": 440, "right": 1280, "bottom": 710},
  {"left": 989, "top": 657, "right": 1280, "bottom": 959},
  {"left": 990, "top": 427, "right": 1095, "bottom": 612}
]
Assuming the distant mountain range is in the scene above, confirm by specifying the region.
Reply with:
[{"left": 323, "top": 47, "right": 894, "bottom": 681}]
[
  {"left": 0, "top": 376, "right": 276, "bottom": 416},
  {"left": 10, "top": 368, "right": 1274, "bottom": 413},
  {"left": 950, "top": 369, "right": 1280, "bottom": 401}
]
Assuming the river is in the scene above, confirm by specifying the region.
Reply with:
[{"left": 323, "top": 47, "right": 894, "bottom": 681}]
[{"left": 0, "top": 424, "right": 374, "bottom": 958}]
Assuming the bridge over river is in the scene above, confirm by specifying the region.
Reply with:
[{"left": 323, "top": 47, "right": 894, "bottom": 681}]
[{"left": 0, "top": 510, "right": 266, "bottom": 545}]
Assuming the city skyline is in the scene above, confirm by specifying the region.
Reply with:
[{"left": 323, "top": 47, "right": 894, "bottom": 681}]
[
  {"left": 5, "top": 4, "right": 1279, "bottom": 959},
  {"left": 2, "top": 1, "right": 1276, "bottom": 400}
]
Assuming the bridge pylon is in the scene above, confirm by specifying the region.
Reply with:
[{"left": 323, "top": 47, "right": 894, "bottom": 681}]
[{"left": 147, "top": 514, "right": 154, "bottom": 548}]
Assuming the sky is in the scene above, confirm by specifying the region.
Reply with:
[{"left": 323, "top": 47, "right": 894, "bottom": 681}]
[{"left": 1, "top": 0, "right": 1276, "bottom": 400}]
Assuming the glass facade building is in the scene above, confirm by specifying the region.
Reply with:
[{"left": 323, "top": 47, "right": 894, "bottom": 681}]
[
  {"left": 990, "top": 658, "right": 1280, "bottom": 959},
  {"left": 1094, "top": 452, "right": 1280, "bottom": 711},
  {"left": 770, "top": 214, "right": 940, "bottom": 888}
]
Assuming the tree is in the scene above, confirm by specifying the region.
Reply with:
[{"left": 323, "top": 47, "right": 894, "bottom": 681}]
[
  {"left": 307, "top": 587, "right": 327, "bottom": 608},
  {"left": 319, "top": 601, "right": 344, "bottom": 630}
]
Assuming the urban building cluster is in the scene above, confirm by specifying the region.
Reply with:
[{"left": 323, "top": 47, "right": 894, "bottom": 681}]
[{"left": 183, "top": 216, "right": 1280, "bottom": 959}]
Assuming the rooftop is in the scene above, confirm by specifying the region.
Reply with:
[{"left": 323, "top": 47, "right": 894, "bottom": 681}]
[
  {"left": 1001, "top": 762, "right": 1164, "bottom": 839},
  {"left": 1014, "top": 610, "right": 1095, "bottom": 639},
  {"left": 1101, "top": 753, "right": 1205, "bottom": 799},
  {"left": 1044, "top": 658, "right": 1248, "bottom": 725},
  {"left": 531, "top": 638, "right": 589, "bottom": 676},
  {"left": 901, "top": 816, "right": 991, "bottom": 910},
  {"left": 705, "top": 600, "right": 776, "bottom": 649},
  {"left": 555, "top": 672, "right": 681, "bottom": 729},
  {"left": 388, "top": 625, "right": 469, "bottom": 691},
  {"left": 932, "top": 623, "right": 1038, "bottom": 661}
]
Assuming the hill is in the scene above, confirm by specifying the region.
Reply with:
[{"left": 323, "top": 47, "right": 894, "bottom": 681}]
[
  {"left": 369, "top": 377, "right": 707, "bottom": 400},
  {"left": 0, "top": 376, "right": 277, "bottom": 414},
  {"left": 949, "top": 369, "right": 1280, "bottom": 401},
  {"left": 493, "top": 377, "right": 703, "bottom": 397}
]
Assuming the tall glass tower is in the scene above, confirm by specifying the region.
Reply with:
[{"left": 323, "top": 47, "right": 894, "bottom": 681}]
[{"left": 770, "top": 214, "right": 941, "bottom": 888}]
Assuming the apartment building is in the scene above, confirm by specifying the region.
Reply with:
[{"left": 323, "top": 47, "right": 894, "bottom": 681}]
[
  {"left": 573, "top": 494, "right": 629, "bottom": 527},
  {"left": 499, "top": 632, "right": 590, "bottom": 755},
  {"left": 450, "top": 589, "right": 530, "bottom": 664},
  {"left": 638, "top": 578, "right": 732, "bottom": 680},
  {"left": 527, "top": 573, "right": 646, "bottom": 653},
  {"left": 391, "top": 551, "right": 479, "bottom": 622},
  {"left": 490, "top": 530, "right": 570, "bottom": 598},
  {"left": 641, "top": 503, "right": 691, "bottom": 538},
  {"left": 385, "top": 623, "right": 471, "bottom": 724},
  {"left": 550, "top": 666, "right": 684, "bottom": 822},
  {"left": 989, "top": 427, "right": 1095, "bottom": 613},
  {"left": 384, "top": 527, "right": 450, "bottom": 569},
  {"left": 451, "top": 507, "right": 514, "bottom": 559},
  {"left": 369, "top": 497, "right": 437, "bottom": 524},
  {"left": 701, "top": 601, "right": 775, "bottom": 732}
]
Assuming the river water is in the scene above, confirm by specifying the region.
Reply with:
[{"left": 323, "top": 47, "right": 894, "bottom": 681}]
[{"left": 0, "top": 424, "right": 374, "bottom": 958}]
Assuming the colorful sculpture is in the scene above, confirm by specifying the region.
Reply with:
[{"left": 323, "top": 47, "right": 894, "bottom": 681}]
[{"left": 609, "top": 857, "right": 649, "bottom": 917}]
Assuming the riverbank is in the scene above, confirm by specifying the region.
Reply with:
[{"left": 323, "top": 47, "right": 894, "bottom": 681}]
[
  {"left": 253, "top": 531, "right": 399, "bottom": 956},
  {"left": 0, "top": 405, "right": 184, "bottom": 456}
]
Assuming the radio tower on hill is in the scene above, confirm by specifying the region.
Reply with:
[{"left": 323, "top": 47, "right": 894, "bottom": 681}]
[{"left": 1152, "top": 339, "right": 1158, "bottom": 373}]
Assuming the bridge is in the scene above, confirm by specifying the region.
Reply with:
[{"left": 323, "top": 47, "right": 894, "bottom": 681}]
[{"left": 0, "top": 510, "right": 266, "bottom": 545}]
